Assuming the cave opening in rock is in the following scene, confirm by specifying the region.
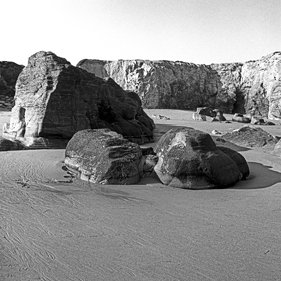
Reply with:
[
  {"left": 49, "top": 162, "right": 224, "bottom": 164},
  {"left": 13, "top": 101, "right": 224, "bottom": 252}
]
[{"left": 232, "top": 88, "right": 245, "bottom": 114}]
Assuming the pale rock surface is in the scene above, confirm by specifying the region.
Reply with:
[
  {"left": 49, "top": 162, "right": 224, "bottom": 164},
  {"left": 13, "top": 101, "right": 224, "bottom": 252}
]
[
  {"left": 65, "top": 128, "right": 143, "bottom": 184},
  {"left": 77, "top": 52, "right": 281, "bottom": 118},
  {"left": 2, "top": 51, "right": 154, "bottom": 147},
  {"left": 77, "top": 59, "right": 226, "bottom": 110}
]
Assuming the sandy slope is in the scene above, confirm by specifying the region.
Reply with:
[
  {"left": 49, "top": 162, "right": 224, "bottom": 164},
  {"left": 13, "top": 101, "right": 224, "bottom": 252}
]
[{"left": 1, "top": 110, "right": 281, "bottom": 281}]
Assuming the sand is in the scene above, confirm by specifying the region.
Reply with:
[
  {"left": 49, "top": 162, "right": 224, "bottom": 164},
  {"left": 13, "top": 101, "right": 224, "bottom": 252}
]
[{"left": 1, "top": 109, "right": 281, "bottom": 281}]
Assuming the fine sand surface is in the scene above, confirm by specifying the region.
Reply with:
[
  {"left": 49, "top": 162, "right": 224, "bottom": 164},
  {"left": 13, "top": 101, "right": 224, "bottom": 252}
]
[{"left": 1, "top": 109, "right": 281, "bottom": 281}]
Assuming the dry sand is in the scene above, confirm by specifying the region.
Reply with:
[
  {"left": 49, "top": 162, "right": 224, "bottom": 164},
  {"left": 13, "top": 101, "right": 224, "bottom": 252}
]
[{"left": 1, "top": 109, "right": 281, "bottom": 281}]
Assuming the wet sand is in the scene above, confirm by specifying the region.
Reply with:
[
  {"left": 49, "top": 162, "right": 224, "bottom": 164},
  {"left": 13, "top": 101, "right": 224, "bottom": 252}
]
[{"left": 1, "top": 110, "right": 281, "bottom": 280}]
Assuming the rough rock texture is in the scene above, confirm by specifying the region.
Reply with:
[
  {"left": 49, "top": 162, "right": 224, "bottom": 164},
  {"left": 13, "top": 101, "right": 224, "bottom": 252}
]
[
  {"left": 217, "top": 146, "right": 250, "bottom": 179},
  {"left": 210, "top": 63, "right": 243, "bottom": 113},
  {"left": 3, "top": 51, "right": 154, "bottom": 146},
  {"left": 65, "top": 129, "right": 143, "bottom": 184},
  {"left": 240, "top": 52, "right": 281, "bottom": 119},
  {"left": 154, "top": 127, "right": 245, "bottom": 189},
  {"left": 222, "top": 126, "right": 278, "bottom": 150},
  {"left": 77, "top": 52, "right": 281, "bottom": 118},
  {"left": 0, "top": 61, "right": 24, "bottom": 96},
  {"left": 0, "top": 61, "right": 24, "bottom": 109},
  {"left": 77, "top": 59, "right": 225, "bottom": 110}
]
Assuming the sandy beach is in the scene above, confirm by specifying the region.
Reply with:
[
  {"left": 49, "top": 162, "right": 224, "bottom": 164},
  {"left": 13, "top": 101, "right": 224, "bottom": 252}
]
[{"left": 1, "top": 109, "right": 281, "bottom": 281}]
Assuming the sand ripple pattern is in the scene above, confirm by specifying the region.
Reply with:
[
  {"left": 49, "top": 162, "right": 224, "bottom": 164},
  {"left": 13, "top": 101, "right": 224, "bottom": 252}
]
[{"left": 1, "top": 149, "right": 281, "bottom": 280}]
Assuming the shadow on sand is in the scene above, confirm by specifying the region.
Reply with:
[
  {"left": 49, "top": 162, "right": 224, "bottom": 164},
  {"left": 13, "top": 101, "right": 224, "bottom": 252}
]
[{"left": 231, "top": 162, "right": 281, "bottom": 190}]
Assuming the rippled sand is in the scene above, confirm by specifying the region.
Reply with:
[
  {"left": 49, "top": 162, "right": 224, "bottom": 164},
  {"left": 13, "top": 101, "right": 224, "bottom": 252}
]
[{"left": 1, "top": 110, "right": 281, "bottom": 281}]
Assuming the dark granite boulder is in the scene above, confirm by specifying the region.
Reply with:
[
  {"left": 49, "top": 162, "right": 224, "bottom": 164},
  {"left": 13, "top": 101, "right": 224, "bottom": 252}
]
[
  {"left": 65, "top": 129, "right": 142, "bottom": 184},
  {"left": 217, "top": 146, "right": 250, "bottom": 179},
  {"left": 154, "top": 127, "right": 244, "bottom": 189}
]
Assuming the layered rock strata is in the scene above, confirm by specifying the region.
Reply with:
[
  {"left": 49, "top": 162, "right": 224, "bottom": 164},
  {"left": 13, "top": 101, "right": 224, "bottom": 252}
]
[
  {"left": 3, "top": 51, "right": 154, "bottom": 147},
  {"left": 65, "top": 129, "right": 158, "bottom": 184},
  {"left": 78, "top": 52, "right": 281, "bottom": 118}
]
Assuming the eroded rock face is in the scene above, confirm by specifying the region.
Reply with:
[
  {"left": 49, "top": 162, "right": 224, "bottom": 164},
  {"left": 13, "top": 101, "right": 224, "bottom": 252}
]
[
  {"left": 65, "top": 129, "right": 142, "bottom": 184},
  {"left": 0, "top": 61, "right": 24, "bottom": 109},
  {"left": 77, "top": 59, "right": 225, "bottom": 110},
  {"left": 3, "top": 51, "right": 154, "bottom": 146},
  {"left": 240, "top": 52, "right": 281, "bottom": 119},
  {"left": 77, "top": 52, "right": 281, "bottom": 118},
  {"left": 154, "top": 127, "right": 246, "bottom": 189}
]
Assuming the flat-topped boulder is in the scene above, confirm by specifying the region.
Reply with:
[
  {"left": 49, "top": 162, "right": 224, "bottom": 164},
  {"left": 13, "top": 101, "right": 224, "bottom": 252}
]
[
  {"left": 65, "top": 129, "right": 143, "bottom": 184},
  {"left": 2, "top": 51, "right": 154, "bottom": 148},
  {"left": 154, "top": 127, "right": 248, "bottom": 189}
]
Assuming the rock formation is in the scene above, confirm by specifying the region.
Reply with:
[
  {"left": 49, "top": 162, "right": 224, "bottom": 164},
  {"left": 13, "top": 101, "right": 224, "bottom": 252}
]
[
  {"left": 65, "top": 129, "right": 143, "bottom": 184},
  {"left": 0, "top": 61, "right": 24, "bottom": 109},
  {"left": 3, "top": 51, "right": 154, "bottom": 147},
  {"left": 153, "top": 127, "right": 248, "bottom": 189},
  {"left": 65, "top": 128, "right": 158, "bottom": 184},
  {"left": 222, "top": 126, "right": 278, "bottom": 151},
  {"left": 77, "top": 52, "right": 281, "bottom": 119},
  {"left": 77, "top": 59, "right": 225, "bottom": 110}
]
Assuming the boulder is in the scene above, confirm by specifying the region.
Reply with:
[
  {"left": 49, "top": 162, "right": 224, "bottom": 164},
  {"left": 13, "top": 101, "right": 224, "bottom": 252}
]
[
  {"left": 65, "top": 129, "right": 143, "bottom": 184},
  {"left": 192, "top": 112, "right": 206, "bottom": 121},
  {"left": 213, "top": 109, "right": 226, "bottom": 122},
  {"left": 154, "top": 127, "right": 244, "bottom": 189},
  {"left": 196, "top": 107, "right": 216, "bottom": 117},
  {"left": 222, "top": 126, "right": 278, "bottom": 150},
  {"left": 0, "top": 137, "right": 25, "bottom": 151},
  {"left": 2, "top": 51, "right": 154, "bottom": 148},
  {"left": 251, "top": 116, "right": 265, "bottom": 125},
  {"left": 232, "top": 113, "right": 251, "bottom": 123},
  {"left": 217, "top": 146, "right": 249, "bottom": 179}
]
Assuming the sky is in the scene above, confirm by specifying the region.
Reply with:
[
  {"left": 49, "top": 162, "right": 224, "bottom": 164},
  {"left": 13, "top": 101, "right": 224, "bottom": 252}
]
[{"left": 1, "top": 0, "right": 280, "bottom": 66}]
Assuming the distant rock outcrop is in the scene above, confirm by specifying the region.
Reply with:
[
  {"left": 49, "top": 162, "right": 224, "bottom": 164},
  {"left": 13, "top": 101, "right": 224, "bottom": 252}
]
[
  {"left": 2, "top": 51, "right": 154, "bottom": 147},
  {"left": 77, "top": 52, "right": 281, "bottom": 119},
  {"left": 77, "top": 59, "right": 226, "bottom": 111},
  {"left": 0, "top": 61, "right": 24, "bottom": 109}
]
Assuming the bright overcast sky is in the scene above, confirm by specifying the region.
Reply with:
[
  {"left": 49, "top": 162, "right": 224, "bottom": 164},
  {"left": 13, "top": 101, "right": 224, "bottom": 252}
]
[{"left": 1, "top": 0, "right": 280, "bottom": 66}]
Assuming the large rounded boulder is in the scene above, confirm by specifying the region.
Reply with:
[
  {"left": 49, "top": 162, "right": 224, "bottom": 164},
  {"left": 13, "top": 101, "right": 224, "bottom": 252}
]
[
  {"left": 65, "top": 128, "right": 142, "bottom": 184},
  {"left": 154, "top": 127, "right": 247, "bottom": 189}
]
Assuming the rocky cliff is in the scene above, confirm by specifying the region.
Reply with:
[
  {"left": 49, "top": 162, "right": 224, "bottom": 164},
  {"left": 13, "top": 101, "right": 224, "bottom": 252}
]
[
  {"left": 0, "top": 61, "right": 24, "bottom": 109},
  {"left": 3, "top": 51, "right": 154, "bottom": 146},
  {"left": 77, "top": 52, "right": 281, "bottom": 118}
]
